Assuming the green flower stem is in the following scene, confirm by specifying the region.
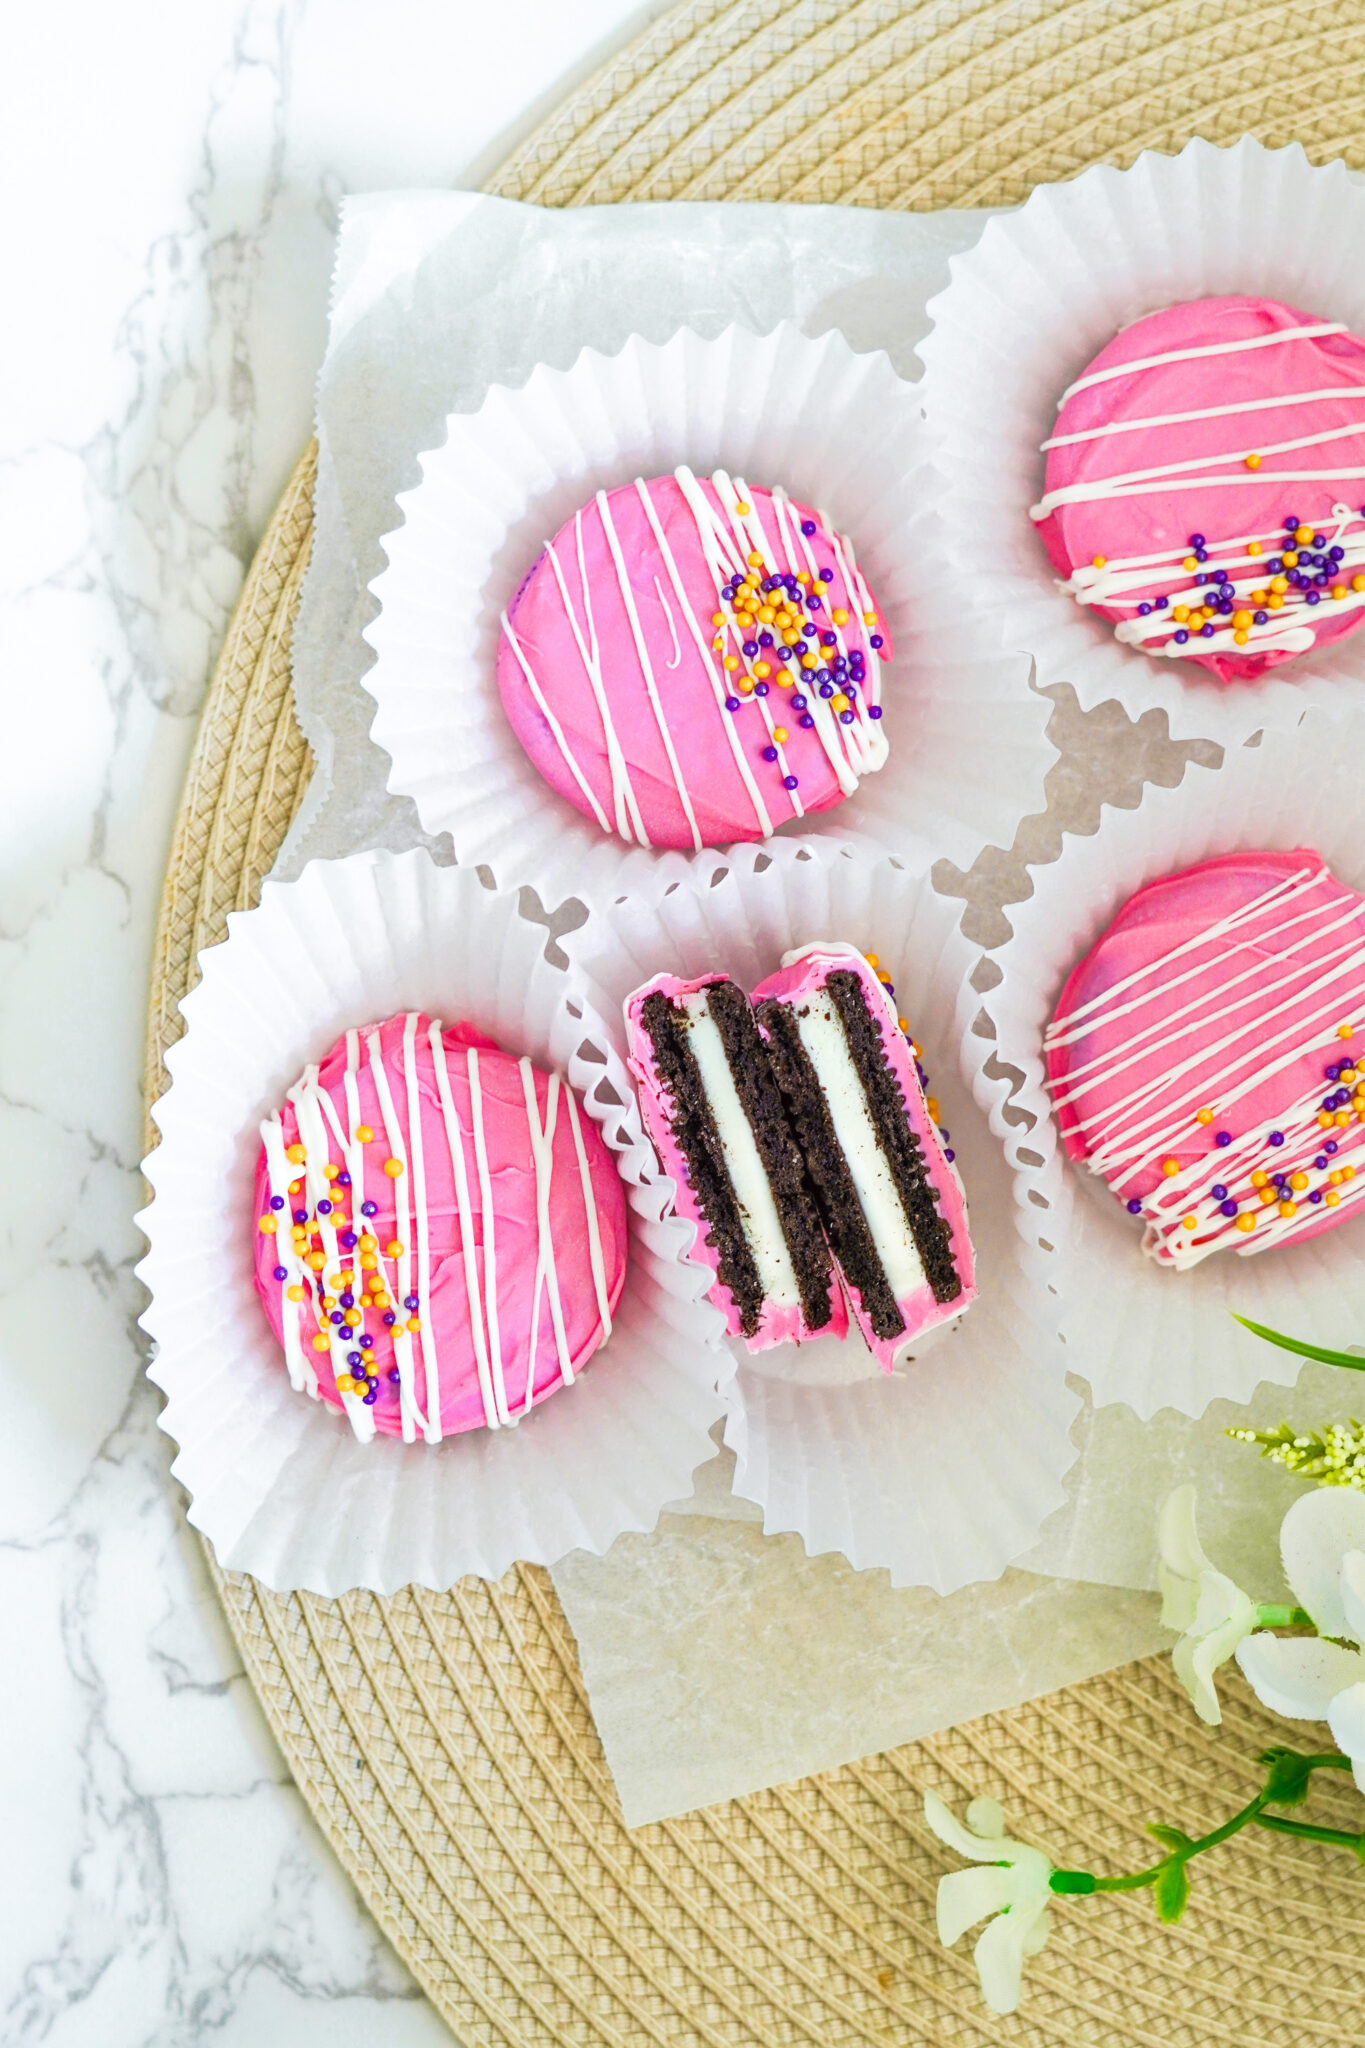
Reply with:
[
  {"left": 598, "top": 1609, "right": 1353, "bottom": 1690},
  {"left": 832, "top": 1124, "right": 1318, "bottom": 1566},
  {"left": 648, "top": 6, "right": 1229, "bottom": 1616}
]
[
  {"left": 1049, "top": 1751, "right": 1354, "bottom": 1903},
  {"left": 1254, "top": 1812, "right": 1365, "bottom": 1851},
  {"left": 1254, "top": 1603, "right": 1315, "bottom": 1628}
]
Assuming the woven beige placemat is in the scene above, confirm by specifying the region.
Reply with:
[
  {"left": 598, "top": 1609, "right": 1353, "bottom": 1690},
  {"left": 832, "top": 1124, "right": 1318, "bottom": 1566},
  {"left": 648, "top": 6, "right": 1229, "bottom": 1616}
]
[{"left": 143, "top": 5, "right": 1365, "bottom": 2040}]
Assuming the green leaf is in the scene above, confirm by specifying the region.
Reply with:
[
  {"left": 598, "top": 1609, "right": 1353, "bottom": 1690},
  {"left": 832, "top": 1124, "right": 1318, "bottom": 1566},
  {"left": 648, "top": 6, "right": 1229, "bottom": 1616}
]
[
  {"left": 1153, "top": 1857, "right": 1191, "bottom": 1925},
  {"left": 1231, "top": 1315, "right": 1365, "bottom": 1373},
  {"left": 1145, "top": 1823, "right": 1194, "bottom": 1853},
  {"left": 1261, "top": 1749, "right": 1319, "bottom": 1807}
]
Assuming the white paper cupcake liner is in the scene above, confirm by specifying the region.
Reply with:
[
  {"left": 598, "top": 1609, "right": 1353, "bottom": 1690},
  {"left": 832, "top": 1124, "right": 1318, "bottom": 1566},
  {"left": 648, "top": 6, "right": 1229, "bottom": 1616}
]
[
  {"left": 982, "top": 706, "right": 1365, "bottom": 1421},
  {"left": 559, "top": 837, "right": 1079, "bottom": 1595},
  {"left": 918, "top": 139, "right": 1365, "bottom": 747},
  {"left": 361, "top": 322, "right": 1053, "bottom": 910},
  {"left": 135, "top": 848, "right": 731, "bottom": 1595}
]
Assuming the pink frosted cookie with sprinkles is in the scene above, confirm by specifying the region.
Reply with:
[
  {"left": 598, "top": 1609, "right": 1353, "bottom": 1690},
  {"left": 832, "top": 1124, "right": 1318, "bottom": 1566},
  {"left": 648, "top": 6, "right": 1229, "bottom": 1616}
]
[
  {"left": 252, "top": 1011, "right": 628, "bottom": 1442},
  {"left": 1045, "top": 850, "right": 1365, "bottom": 1269},
  {"left": 1033, "top": 295, "right": 1365, "bottom": 683},
  {"left": 497, "top": 467, "right": 892, "bottom": 850}
]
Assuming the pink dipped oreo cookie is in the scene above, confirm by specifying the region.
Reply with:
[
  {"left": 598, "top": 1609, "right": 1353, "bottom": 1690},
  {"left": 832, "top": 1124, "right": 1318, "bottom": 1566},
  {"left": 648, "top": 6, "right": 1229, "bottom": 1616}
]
[
  {"left": 1033, "top": 295, "right": 1365, "bottom": 683},
  {"left": 625, "top": 971, "right": 847, "bottom": 1350},
  {"left": 1045, "top": 850, "right": 1365, "bottom": 1269},
  {"left": 253, "top": 1011, "right": 627, "bottom": 1441},
  {"left": 498, "top": 467, "right": 891, "bottom": 851},
  {"left": 752, "top": 945, "right": 975, "bottom": 1365}
]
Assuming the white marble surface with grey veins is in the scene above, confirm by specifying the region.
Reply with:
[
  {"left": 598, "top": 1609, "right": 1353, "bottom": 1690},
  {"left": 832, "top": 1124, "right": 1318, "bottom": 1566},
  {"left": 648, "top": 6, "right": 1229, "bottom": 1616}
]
[{"left": 2, "top": 2, "right": 657, "bottom": 2040}]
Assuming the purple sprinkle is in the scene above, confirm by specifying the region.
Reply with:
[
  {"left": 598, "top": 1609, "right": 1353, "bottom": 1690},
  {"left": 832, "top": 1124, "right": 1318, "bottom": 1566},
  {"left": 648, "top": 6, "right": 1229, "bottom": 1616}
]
[
  {"left": 762, "top": 744, "right": 779, "bottom": 762},
  {"left": 269, "top": 1194, "right": 285, "bottom": 1211},
  {"left": 819, "top": 682, "right": 834, "bottom": 698},
  {"left": 944, "top": 1149, "right": 956, "bottom": 1162},
  {"left": 758, "top": 631, "right": 774, "bottom": 646},
  {"left": 1285, "top": 513, "right": 1300, "bottom": 529},
  {"left": 273, "top": 1265, "right": 288, "bottom": 1283},
  {"left": 1269, "top": 1130, "right": 1285, "bottom": 1146},
  {"left": 801, "top": 519, "right": 816, "bottom": 536},
  {"left": 361, "top": 1199, "right": 377, "bottom": 1216},
  {"left": 1200, "top": 623, "right": 1216, "bottom": 638},
  {"left": 1254, "top": 611, "right": 1268, "bottom": 625},
  {"left": 1331, "top": 545, "right": 1346, "bottom": 561},
  {"left": 347, "top": 1350, "right": 362, "bottom": 1366},
  {"left": 1189, "top": 532, "right": 1206, "bottom": 547},
  {"left": 821, "top": 631, "right": 838, "bottom": 647},
  {"left": 340, "top": 1292, "right": 355, "bottom": 1309},
  {"left": 340, "top": 1230, "right": 357, "bottom": 1249},
  {"left": 1314, "top": 532, "right": 1326, "bottom": 548},
  {"left": 1138, "top": 603, "right": 1152, "bottom": 616},
  {"left": 388, "top": 1368, "right": 401, "bottom": 1385},
  {"left": 405, "top": 1294, "right": 420, "bottom": 1311},
  {"left": 1315, "top": 573, "right": 1329, "bottom": 589},
  {"left": 1154, "top": 595, "right": 1169, "bottom": 608},
  {"left": 383, "top": 1311, "right": 397, "bottom": 1326},
  {"left": 1126, "top": 1198, "right": 1142, "bottom": 1214},
  {"left": 840, "top": 709, "right": 856, "bottom": 724},
  {"left": 869, "top": 633, "right": 884, "bottom": 649},
  {"left": 358, "top": 1334, "right": 373, "bottom": 1348},
  {"left": 1315, "top": 1155, "right": 1331, "bottom": 1170},
  {"left": 1215, "top": 1130, "right": 1232, "bottom": 1146},
  {"left": 743, "top": 640, "right": 759, "bottom": 657},
  {"left": 1272, "top": 1173, "right": 1288, "bottom": 1187},
  {"left": 1310, "top": 1189, "right": 1325, "bottom": 1204},
  {"left": 1194, "top": 548, "right": 1208, "bottom": 562},
  {"left": 330, "top": 1311, "right": 344, "bottom": 1326},
  {"left": 293, "top": 1208, "right": 308, "bottom": 1225},
  {"left": 337, "top": 1171, "right": 351, "bottom": 1188},
  {"left": 808, "top": 594, "right": 822, "bottom": 611},
  {"left": 792, "top": 694, "right": 808, "bottom": 710},
  {"left": 776, "top": 646, "right": 792, "bottom": 662},
  {"left": 868, "top": 704, "right": 883, "bottom": 719},
  {"left": 1328, "top": 1140, "right": 1340, "bottom": 1154},
  {"left": 725, "top": 696, "right": 741, "bottom": 713},
  {"left": 754, "top": 680, "right": 770, "bottom": 697},
  {"left": 819, "top": 565, "right": 834, "bottom": 581},
  {"left": 1211, "top": 568, "right": 1228, "bottom": 584},
  {"left": 783, "top": 774, "right": 799, "bottom": 790},
  {"left": 1219, "top": 1199, "right": 1239, "bottom": 1218},
  {"left": 1174, "top": 629, "right": 1190, "bottom": 644},
  {"left": 317, "top": 1198, "right": 332, "bottom": 1215},
  {"left": 1307, "top": 591, "right": 1322, "bottom": 606},
  {"left": 799, "top": 714, "right": 815, "bottom": 728},
  {"left": 938, "top": 1128, "right": 948, "bottom": 1141},
  {"left": 362, "top": 1387, "right": 379, "bottom": 1405},
  {"left": 1212, "top": 1184, "right": 1228, "bottom": 1200}
]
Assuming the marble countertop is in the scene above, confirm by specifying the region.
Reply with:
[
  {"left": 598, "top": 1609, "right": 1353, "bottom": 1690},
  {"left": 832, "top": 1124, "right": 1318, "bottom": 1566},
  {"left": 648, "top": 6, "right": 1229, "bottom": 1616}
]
[{"left": 2, "top": 4, "right": 655, "bottom": 2039}]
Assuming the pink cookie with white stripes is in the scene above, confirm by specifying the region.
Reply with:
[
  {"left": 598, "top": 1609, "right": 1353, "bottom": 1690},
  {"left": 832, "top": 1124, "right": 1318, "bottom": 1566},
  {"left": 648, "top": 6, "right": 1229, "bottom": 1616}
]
[
  {"left": 1045, "top": 850, "right": 1365, "bottom": 1269},
  {"left": 1033, "top": 295, "right": 1365, "bottom": 682},
  {"left": 252, "top": 1011, "right": 628, "bottom": 1442},
  {"left": 752, "top": 945, "right": 975, "bottom": 1365},
  {"left": 498, "top": 467, "right": 892, "bottom": 850}
]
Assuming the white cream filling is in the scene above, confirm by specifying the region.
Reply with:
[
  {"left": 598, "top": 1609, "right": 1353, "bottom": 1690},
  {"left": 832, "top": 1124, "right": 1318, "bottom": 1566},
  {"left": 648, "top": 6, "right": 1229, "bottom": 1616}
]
[
  {"left": 795, "top": 989, "right": 926, "bottom": 1301},
  {"left": 679, "top": 992, "right": 800, "bottom": 1308}
]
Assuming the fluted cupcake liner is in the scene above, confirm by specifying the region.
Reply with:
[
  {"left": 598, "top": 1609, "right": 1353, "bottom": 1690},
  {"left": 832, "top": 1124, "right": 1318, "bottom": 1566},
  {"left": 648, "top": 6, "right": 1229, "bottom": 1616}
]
[
  {"left": 558, "top": 835, "right": 1078, "bottom": 1596},
  {"left": 361, "top": 321, "right": 1053, "bottom": 910},
  {"left": 980, "top": 707, "right": 1365, "bottom": 1421},
  {"left": 918, "top": 138, "right": 1365, "bottom": 748},
  {"left": 136, "top": 848, "right": 730, "bottom": 1594}
]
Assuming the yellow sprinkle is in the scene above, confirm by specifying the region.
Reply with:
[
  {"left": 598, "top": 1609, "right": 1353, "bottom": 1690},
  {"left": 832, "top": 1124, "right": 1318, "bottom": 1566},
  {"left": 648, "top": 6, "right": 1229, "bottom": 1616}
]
[
  {"left": 1250, "top": 590, "right": 1268, "bottom": 606},
  {"left": 1268, "top": 593, "right": 1285, "bottom": 610},
  {"left": 1244, "top": 453, "right": 1261, "bottom": 470},
  {"left": 1290, "top": 1172, "right": 1309, "bottom": 1192},
  {"left": 1270, "top": 575, "right": 1289, "bottom": 593},
  {"left": 830, "top": 692, "right": 850, "bottom": 712},
  {"left": 898, "top": 1017, "right": 909, "bottom": 1033},
  {"left": 1234, "top": 631, "right": 1248, "bottom": 645},
  {"left": 406, "top": 1316, "right": 422, "bottom": 1333},
  {"left": 1172, "top": 605, "right": 1191, "bottom": 623},
  {"left": 307, "top": 1252, "right": 326, "bottom": 1271},
  {"left": 1354, "top": 575, "right": 1365, "bottom": 593},
  {"left": 1161, "top": 1157, "right": 1180, "bottom": 1177},
  {"left": 1260, "top": 1188, "right": 1277, "bottom": 1205},
  {"left": 832, "top": 608, "right": 849, "bottom": 625},
  {"left": 1182, "top": 1214, "right": 1198, "bottom": 1231},
  {"left": 862, "top": 608, "right": 876, "bottom": 623},
  {"left": 1182, "top": 555, "right": 1198, "bottom": 572},
  {"left": 286, "top": 1284, "right": 305, "bottom": 1302},
  {"left": 1340, "top": 1022, "right": 1356, "bottom": 1039},
  {"left": 926, "top": 1097, "right": 940, "bottom": 1120},
  {"left": 1346, "top": 1165, "right": 1358, "bottom": 1180},
  {"left": 1327, "top": 1191, "right": 1342, "bottom": 1207},
  {"left": 1318, "top": 1111, "right": 1336, "bottom": 1128},
  {"left": 1282, "top": 551, "right": 1300, "bottom": 568},
  {"left": 877, "top": 969, "right": 892, "bottom": 985},
  {"left": 258, "top": 1215, "right": 278, "bottom": 1234},
  {"left": 1278, "top": 1200, "right": 1298, "bottom": 1218},
  {"left": 712, "top": 612, "right": 725, "bottom": 627},
  {"left": 723, "top": 655, "right": 740, "bottom": 670},
  {"left": 771, "top": 726, "right": 788, "bottom": 743},
  {"left": 1247, "top": 541, "right": 1262, "bottom": 556},
  {"left": 286, "top": 1143, "right": 306, "bottom": 1164},
  {"left": 753, "top": 661, "right": 771, "bottom": 678},
  {"left": 1250, "top": 1169, "right": 1268, "bottom": 1188},
  {"left": 1236, "top": 1213, "right": 1257, "bottom": 1231},
  {"left": 864, "top": 953, "right": 880, "bottom": 968},
  {"left": 1232, "top": 610, "right": 1252, "bottom": 629},
  {"left": 386, "top": 1240, "right": 404, "bottom": 1258},
  {"left": 1092, "top": 555, "right": 1107, "bottom": 569},
  {"left": 1341, "top": 1068, "right": 1359, "bottom": 1084},
  {"left": 1330, "top": 1169, "right": 1345, "bottom": 1186},
  {"left": 1295, "top": 524, "right": 1314, "bottom": 545},
  {"left": 312, "top": 1333, "right": 331, "bottom": 1352},
  {"left": 323, "top": 1161, "right": 340, "bottom": 1180},
  {"left": 384, "top": 1157, "right": 404, "bottom": 1177},
  {"left": 1336, "top": 1111, "right": 1352, "bottom": 1127},
  {"left": 1195, "top": 1107, "right": 1215, "bottom": 1125},
  {"left": 735, "top": 501, "right": 751, "bottom": 515},
  {"left": 746, "top": 551, "right": 763, "bottom": 568},
  {"left": 1333, "top": 584, "right": 1349, "bottom": 600},
  {"left": 354, "top": 1125, "right": 374, "bottom": 1143}
]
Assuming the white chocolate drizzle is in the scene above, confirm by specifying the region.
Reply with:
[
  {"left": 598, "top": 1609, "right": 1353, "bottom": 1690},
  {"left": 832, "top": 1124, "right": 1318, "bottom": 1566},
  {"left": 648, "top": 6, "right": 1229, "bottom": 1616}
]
[
  {"left": 257, "top": 1016, "right": 616, "bottom": 1440},
  {"left": 498, "top": 470, "right": 887, "bottom": 844},
  {"left": 1047, "top": 864, "right": 1365, "bottom": 1267}
]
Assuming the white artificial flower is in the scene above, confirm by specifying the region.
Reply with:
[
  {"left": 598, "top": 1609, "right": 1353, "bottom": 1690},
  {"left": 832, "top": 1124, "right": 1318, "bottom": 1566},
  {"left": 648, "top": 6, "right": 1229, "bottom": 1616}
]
[
  {"left": 923, "top": 1791, "right": 1053, "bottom": 2015},
  {"left": 1236, "top": 1486, "right": 1365, "bottom": 1789},
  {"left": 1157, "top": 1484, "right": 1259, "bottom": 1725}
]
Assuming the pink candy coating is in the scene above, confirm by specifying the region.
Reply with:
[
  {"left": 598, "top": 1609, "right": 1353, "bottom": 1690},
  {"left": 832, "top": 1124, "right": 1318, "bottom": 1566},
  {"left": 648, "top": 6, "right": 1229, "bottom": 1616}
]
[
  {"left": 252, "top": 1014, "right": 628, "bottom": 1437},
  {"left": 498, "top": 475, "right": 892, "bottom": 850},
  {"left": 1038, "top": 295, "right": 1365, "bottom": 682}
]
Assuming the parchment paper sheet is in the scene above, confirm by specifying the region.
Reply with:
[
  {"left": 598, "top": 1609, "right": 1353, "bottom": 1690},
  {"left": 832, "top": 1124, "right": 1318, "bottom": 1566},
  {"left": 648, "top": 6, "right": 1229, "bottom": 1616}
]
[{"left": 282, "top": 188, "right": 1326, "bottom": 1825}]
